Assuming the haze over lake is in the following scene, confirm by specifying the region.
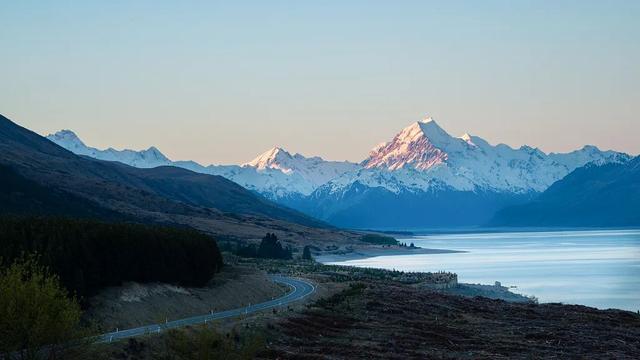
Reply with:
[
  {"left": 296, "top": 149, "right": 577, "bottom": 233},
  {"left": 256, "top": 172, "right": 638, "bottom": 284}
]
[{"left": 325, "top": 230, "right": 640, "bottom": 311}]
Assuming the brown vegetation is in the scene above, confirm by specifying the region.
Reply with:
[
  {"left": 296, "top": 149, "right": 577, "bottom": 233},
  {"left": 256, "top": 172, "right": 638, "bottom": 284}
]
[{"left": 263, "top": 282, "right": 640, "bottom": 359}]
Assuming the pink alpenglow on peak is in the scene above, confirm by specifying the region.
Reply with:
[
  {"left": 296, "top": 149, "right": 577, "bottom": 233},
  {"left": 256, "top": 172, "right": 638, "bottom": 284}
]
[
  {"left": 363, "top": 117, "right": 453, "bottom": 171},
  {"left": 244, "top": 147, "right": 295, "bottom": 173}
]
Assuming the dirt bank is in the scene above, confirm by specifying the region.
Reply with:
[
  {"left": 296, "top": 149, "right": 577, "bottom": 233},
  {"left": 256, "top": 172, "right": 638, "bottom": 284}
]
[{"left": 84, "top": 265, "right": 287, "bottom": 331}]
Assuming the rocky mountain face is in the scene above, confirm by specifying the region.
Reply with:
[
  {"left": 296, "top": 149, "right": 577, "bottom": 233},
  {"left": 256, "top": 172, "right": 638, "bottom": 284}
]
[{"left": 47, "top": 116, "right": 631, "bottom": 229}]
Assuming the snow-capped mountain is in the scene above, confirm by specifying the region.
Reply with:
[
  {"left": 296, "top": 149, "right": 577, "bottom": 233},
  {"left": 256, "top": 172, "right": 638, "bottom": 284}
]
[
  {"left": 46, "top": 130, "right": 359, "bottom": 201},
  {"left": 47, "top": 130, "right": 172, "bottom": 168},
  {"left": 243, "top": 147, "right": 360, "bottom": 189},
  {"left": 321, "top": 117, "right": 629, "bottom": 195},
  {"left": 47, "top": 117, "right": 631, "bottom": 229},
  {"left": 173, "top": 147, "right": 359, "bottom": 201},
  {"left": 304, "top": 117, "right": 630, "bottom": 228}
]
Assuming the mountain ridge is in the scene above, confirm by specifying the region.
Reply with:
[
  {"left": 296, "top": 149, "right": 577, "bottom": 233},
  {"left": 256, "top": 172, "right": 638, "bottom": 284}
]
[
  {"left": 46, "top": 116, "right": 632, "bottom": 229},
  {"left": 47, "top": 130, "right": 360, "bottom": 200}
]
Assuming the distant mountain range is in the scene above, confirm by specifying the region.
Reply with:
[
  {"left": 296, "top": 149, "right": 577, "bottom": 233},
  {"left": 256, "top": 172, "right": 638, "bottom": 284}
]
[
  {"left": 47, "top": 116, "right": 633, "bottom": 229},
  {"left": 303, "top": 118, "right": 630, "bottom": 228},
  {"left": 1, "top": 114, "right": 363, "bottom": 246},
  {"left": 47, "top": 130, "right": 359, "bottom": 201}
]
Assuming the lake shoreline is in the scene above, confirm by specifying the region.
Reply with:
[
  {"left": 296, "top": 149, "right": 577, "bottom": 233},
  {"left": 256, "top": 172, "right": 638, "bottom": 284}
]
[
  {"left": 320, "top": 229, "right": 640, "bottom": 312},
  {"left": 316, "top": 246, "right": 464, "bottom": 263}
]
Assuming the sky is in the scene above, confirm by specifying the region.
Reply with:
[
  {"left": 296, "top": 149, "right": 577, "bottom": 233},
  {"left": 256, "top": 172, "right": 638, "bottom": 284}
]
[{"left": 1, "top": 1, "right": 638, "bottom": 164}]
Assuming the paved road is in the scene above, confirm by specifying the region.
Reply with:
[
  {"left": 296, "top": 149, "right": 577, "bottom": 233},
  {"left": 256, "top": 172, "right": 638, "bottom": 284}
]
[{"left": 98, "top": 275, "right": 315, "bottom": 343}]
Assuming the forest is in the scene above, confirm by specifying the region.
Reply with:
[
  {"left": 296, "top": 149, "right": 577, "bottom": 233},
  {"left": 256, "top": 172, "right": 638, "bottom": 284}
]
[{"left": 0, "top": 216, "right": 224, "bottom": 300}]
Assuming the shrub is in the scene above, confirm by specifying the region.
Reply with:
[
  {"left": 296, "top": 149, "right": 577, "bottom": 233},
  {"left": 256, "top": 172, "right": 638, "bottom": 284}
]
[{"left": 0, "top": 256, "right": 83, "bottom": 359}]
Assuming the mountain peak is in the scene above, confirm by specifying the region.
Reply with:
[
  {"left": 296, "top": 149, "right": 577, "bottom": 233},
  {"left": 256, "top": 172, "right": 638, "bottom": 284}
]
[
  {"left": 46, "top": 129, "right": 88, "bottom": 151},
  {"left": 460, "top": 133, "right": 477, "bottom": 147},
  {"left": 397, "top": 117, "right": 456, "bottom": 150},
  {"left": 244, "top": 146, "right": 293, "bottom": 169},
  {"left": 580, "top": 145, "right": 600, "bottom": 152},
  {"left": 141, "top": 146, "right": 170, "bottom": 162},
  {"left": 364, "top": 117, "right": 456, "bottom": 170},
  {"left": 48, "top": 129, "right": 83, "bottom": 142},
  {"left": 420, "top": 115, "right": 436, "bottom": 124}
]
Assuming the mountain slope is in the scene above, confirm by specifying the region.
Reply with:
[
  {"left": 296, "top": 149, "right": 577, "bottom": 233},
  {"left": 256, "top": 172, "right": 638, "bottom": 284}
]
[
  {"left": 305, "top": 181, "right": 532, "bottom": 229},
  {"left": 1, "top": 114, "right": 326, "bottom": 229},
  {"left": 0, "top": 163, "right": 123, "bottom": 219},
  {"left": 490, "top": 157, "right": 640, "bottom": 227}
]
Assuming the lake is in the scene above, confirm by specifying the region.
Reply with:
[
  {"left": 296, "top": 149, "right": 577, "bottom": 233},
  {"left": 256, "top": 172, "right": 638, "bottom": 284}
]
[{"left": 324, "top": 229, "right": 640, "bottom": 311}]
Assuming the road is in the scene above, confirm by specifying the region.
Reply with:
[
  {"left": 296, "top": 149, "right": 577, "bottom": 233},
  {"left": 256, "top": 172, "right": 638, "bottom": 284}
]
[{"left": 98, "top": 275, "right": 315, "bottom": 343}]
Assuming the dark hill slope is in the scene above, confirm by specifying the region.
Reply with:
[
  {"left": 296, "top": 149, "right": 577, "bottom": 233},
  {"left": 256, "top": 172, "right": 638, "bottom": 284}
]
[
  {"left": 0, "top": 164, "right": 122, "bottom": 220},
  {"left": 491, "top": 157, "right": 640, "bottom": 227}
]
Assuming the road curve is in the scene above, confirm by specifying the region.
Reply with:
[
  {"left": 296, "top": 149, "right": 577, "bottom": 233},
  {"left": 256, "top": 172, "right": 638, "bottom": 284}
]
[{"left": 98, "top": 275, "right": 315, "bottom": 343}]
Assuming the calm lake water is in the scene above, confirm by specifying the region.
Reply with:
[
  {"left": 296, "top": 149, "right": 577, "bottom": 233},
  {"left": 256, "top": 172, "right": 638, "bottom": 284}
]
[{"left": 325, "top": 230, "right": 640, "bottom": 311}]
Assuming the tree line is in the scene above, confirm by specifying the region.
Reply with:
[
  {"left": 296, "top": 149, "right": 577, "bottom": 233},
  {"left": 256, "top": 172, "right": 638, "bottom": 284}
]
[
  {"left": 234, "top": 233, "right": 292, "bottom": 260},
  {"left": 0, "top": 216, "right": 224, "bottom": 300}
]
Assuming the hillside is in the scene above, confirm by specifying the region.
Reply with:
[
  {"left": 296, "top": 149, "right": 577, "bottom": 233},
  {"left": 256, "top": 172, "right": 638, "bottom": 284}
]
[
  {"left": 491, "top": 156, "right": 640, "bottom": 227},
  {"left": 0, "top": 164, "right": 123, "bottom": 220}
]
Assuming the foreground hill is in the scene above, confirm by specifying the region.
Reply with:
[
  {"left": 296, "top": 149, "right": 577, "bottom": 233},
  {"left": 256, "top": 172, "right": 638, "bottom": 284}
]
[
  {"left": 491, "top": 156, "right": 640, "bottom": 227},
  {"left": 0, "top": 114, "right": 358, "bottom": 245}
]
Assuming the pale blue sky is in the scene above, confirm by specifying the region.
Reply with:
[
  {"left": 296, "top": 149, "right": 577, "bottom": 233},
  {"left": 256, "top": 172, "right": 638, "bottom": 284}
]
[{"left": 1, "top": 1, "right": 638, "bottom": 164}]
